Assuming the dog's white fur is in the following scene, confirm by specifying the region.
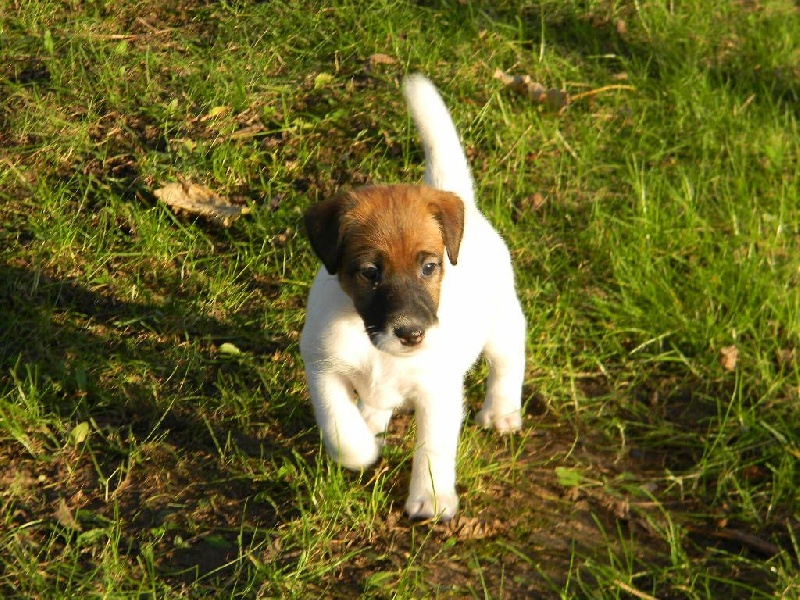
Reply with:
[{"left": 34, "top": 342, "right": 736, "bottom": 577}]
[{"left": 300, "top": 74, "right": 526, "bottom": 520}]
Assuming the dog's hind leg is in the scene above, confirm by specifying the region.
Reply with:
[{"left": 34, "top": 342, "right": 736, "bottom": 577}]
[
  {"left": 476, "top": 297, "right": 525, "bottom": 433},
  {"left": 306, "top": 370, "right": 381, "bottom": 470}
]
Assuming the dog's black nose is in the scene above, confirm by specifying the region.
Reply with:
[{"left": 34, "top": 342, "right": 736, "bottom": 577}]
[{"left": 394, "top": 325, "right": 425, "bottom": 346}]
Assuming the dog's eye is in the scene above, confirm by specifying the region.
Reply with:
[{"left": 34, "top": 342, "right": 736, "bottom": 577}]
[
  {"left": 421, "top": 261, "right": 439, "bottom": 278},
  {"left": 359, "top": 264, "right": 380, "bottom": 283}
]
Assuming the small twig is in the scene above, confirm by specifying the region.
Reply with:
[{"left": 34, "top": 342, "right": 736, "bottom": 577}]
[
  {"left": 87, "top": 19, "right": 174, "bottom": 40},
  {"left": 499, "top": 124, "right": 534, "bottom": 165},
  {"left": 0, "top": 157, "right": 34, "bottom": 190},
  {"left": 612, "top": 579, "right": 658, "bottom": 600},
  {"left": 710, "top": 527, "right": 782, "bottom": 557},
  {"left": 555, "top": 130, "right": 578, "bottom": 160},
  {"left": 686, "top": 524, "right": 782, "bottom": 557},
  {"left": 568, "top": 84, "right": 636, "bottom": 104}
]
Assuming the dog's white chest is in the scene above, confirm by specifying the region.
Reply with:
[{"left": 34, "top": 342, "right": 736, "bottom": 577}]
[{"left": 351, "top": 350, "right": 426, "bottom": 410}]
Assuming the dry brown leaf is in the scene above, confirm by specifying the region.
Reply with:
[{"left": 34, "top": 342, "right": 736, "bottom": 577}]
[
  {"left": 776, "top": 348, "right": 796, "bottom": 368},
  {"left": 154, "top": 180, "right": 250, "bottom": 227},
  {"left": 494, "top": 68, "right": 569, "bottom": 110},
  {"left": 364, "top": 52, "right": 398, "bottom": 75},
  {"left": 495, "top": 68, "right": 635, "bottom": 112},
  {"left": 544, "top": 88, "right": 569, "bottom": 111},
  {"left": 54, "top": 498, "right": 82, "bottom": 531},
  {"left": 513, "top": 192, "right": 547, "bottom": 222},
  {"left": 720, "top": 345, "right": 739, "bottom": 371},
  {"left": 367, "top": 52, "right": 397, "bottom": 66},
  {"left": 447, "top": 515, "right": 505, "bottom": 540}
]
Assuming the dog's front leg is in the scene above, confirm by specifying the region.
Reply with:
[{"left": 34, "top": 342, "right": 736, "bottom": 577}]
[
  {"left": 306, "top": 370, "right": 381, "bottom": 470},
  {"left": 405, "top": 384, "right": 463, "bottom": 520},
  {"left": 358, "top": 401, "right": 394, "bottom": 440}
]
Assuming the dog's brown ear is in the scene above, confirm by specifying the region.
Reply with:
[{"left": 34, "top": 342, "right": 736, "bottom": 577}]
[
  {"left": 304, "top": 192, "right": 352, "bottom": 274},
  {"left": 427, "top": 190, "right": 465, "bottom": 265}
]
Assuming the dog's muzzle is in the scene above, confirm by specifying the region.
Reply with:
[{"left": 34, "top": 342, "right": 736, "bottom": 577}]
[
  {"left": 361, "top": 282, "right": 438, "bottom": 355},
  {"left": 393, "top": 324, "right": 425, "bottom": 347}
]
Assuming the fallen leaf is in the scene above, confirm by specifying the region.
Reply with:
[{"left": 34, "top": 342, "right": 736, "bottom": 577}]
[
  {"left": 530, "top": 192, "right": 547, "bottom": 210},
  {"left": 54, "top": 498, "right": 82, "bottom": 531},
  {"left": 741, "top": 465, "right": 764, "bottom": 480},
  {"left": 513, "top": 192, "right": 547, "bottom": 222},
  {"left": 494, "top": 68, "right": 569, "bottom": 110},
  {"left": 776, "top": 348, "right": 796, "bottom": 367},
  {"left": 616, "top": 19, "right": 628, "bottom": 35},
  {"left": 555, "top": 466, "right": 584, "bottom": 487},
  {"left": 449, "top": 515, "right": 504, "bottom": 540},
  {"left": 219, "top": 342, "right": 241, "bottom": 355},
  {"left": 313, "top": 72, "right": 334, "bottom": 89},
  {"left": 545, "top": 88, "right": 569, "bottom": 111},
  {"left": 496, "top": 68, "right": 635, "bottom": 111},
  {"left": 367, "top": 52, "right": 396, "bottom": 66},
  {"left": 720, "top": 345, "right": 739, "bottom": 371},
  {"left": 363, "top": 53, "right": 398, "bottom": 76},
  {"left": 274, "top": 227, "right": 292, "bottom": 246},
  {"left": 154, "top": 181, "right": 250, "bottom": 227},
  {"left": 69, "top": 421, "right": 91, "bottom": 446},
  {"left": 200, "top": 105, "right": 230, "bottom": 121}
]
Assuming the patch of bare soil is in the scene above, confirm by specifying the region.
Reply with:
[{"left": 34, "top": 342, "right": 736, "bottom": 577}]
[
  {"left": 327, "top": 392, "right": 795, "bottom": 598},
  {"left": 328, "top": 414, "right": 674, "bottom": 597}
]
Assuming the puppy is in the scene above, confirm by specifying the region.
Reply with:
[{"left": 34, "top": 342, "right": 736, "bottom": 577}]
[{"left": 300, "top": 74, "right": 526, "bottom": 520}]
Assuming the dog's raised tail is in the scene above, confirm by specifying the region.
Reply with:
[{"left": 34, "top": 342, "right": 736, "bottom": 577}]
[{"left": 403, "top": 74, "right": 475, "bottom": 206}]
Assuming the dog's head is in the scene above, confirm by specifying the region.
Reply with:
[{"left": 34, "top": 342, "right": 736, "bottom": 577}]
[{"left": 304, "top": 184, "right": 465, "bottom": 355}]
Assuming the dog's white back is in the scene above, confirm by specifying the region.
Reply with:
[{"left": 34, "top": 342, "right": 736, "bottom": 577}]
[{"left": 301, "top": 74, "right": 526, "bottom": 520}]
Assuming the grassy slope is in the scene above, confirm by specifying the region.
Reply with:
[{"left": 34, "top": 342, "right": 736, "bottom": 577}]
[{"left": 1, "top": 0, "right": 798, "bottom": 597}]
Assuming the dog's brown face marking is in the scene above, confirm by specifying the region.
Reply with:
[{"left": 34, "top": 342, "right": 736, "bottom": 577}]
[{"left": 305, "top": 185, "right": 464, "bottom": 352}]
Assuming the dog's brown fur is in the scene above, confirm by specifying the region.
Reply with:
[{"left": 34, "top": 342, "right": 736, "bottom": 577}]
[{"left": 305, "top": 185, "right": 464, "bottom": 346}]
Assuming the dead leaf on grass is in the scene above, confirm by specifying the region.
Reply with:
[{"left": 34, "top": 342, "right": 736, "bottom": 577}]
[
  {"left": 54, "top": 498, "right": 82, "bottom": 531},
  {"left": 154, "top": 180, "right": 250, "bottom": 227},
  {"left": 364, "top": 52, "right": 398, "bottom": 75},
  {"left": 512, "top": 192, "right": 547, "bottom": 222},
  {"left": 313, "top": 72, "right": 334, "bottom": 89},
  {"left": 720, "top": 345, "right": 739, "bottom": 371},
  {"left": 367, "top": 52, "right": 397, "bottom": 67},
  {"left": 494, "top": 68, "right": 635, "bottom": 112},
  {"left": 447, "top": 515, "right": 505, "bottom": 540},
  {"left": 68, "top": 421, "right": 91, "bottom": 446},
  {"left": 494, "top": 68, "right": 568, "bottom": 111},
  {"left": 776, "top": 347, "right": 796, "bottom": 368},
  {"left": 199, "top": 105, "right": 230, "bottom": 122}
]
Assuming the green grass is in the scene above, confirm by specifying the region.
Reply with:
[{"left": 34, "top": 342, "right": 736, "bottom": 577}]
[{"left": 1, "top": 0, "right": 799, "bottom": 597}]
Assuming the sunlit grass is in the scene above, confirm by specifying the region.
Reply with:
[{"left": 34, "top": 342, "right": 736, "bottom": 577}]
[{"left": 1, "top": 0, "right": 798, "bottom": 597}]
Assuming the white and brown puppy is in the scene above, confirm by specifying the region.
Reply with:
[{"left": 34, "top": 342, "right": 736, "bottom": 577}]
[{"left": 300, "top": 74, "right": 526, "bottom": 520}]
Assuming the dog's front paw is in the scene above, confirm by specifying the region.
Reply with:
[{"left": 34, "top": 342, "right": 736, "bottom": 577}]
[
  {"left": 324, "top": 432, "right": 381, "bottom": 471},
  {"left": 475, "top": 407, "right": 522, "bottom": 433},
  {"left": 405, "top": 492, "right": 459, "bottom": 522}
]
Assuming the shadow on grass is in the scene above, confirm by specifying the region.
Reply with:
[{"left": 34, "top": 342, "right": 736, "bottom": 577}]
[{"left": 0, "top": 262, "right": 313, "bottom": 586}]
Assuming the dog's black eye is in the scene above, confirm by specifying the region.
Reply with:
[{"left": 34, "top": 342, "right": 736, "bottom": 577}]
[
  {"left": 421, "top": 261, "right": 439, "bottom": 278},
  {"left": 359, "top": 264, "right": 380, "bottom": 283}
]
